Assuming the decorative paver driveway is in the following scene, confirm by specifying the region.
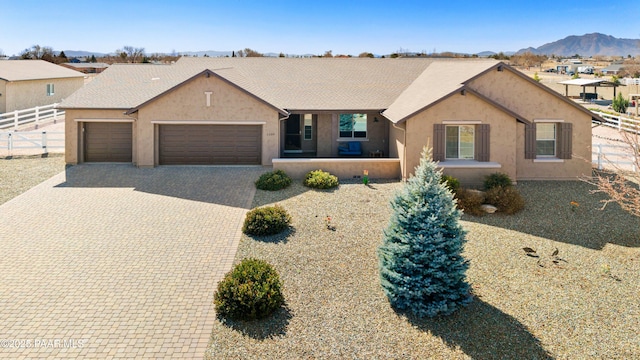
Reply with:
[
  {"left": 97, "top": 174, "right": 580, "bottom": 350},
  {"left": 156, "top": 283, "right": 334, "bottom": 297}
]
[{"left": 0, "top": 164, "right": 264, "bottom": 359}]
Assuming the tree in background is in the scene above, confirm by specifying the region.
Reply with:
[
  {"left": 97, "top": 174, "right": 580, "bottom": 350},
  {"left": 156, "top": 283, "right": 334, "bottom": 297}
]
[
  {"left": 358, "top": 52, "right": 374, "bottom": 58},
  {"left": 378, "top": 147, "right": 471, "bottom": 318},
  {"left": 612, "top": 93, "right": 629, "bottom": 114},
  {"left": 20, "top": 45, "right": 54, "bottom": 60},
  {"left": 236, "top": 48, "right": 263, "bottom": 57}
]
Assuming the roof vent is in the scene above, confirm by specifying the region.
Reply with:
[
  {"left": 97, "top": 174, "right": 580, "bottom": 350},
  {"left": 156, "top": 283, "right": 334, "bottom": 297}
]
[
  {"left": 151, "top": 77, "right": 160, "bottom": 81},
  {"left": 497, "top": 65, "right": 503, "bottom": 72}
]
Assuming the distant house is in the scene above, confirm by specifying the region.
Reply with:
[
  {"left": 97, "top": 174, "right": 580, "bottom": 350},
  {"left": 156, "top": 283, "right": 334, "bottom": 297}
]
[
  {"left": 60, "top": 62, "right": 110, "bottom": 74},
  {"left": 0, "top": 60, "right": 85, "bottom": 113},
  {"left": 600, "top": 63, "right": 625, "bottom": 75},
  {"left": 60, "top": 57, "right": 602, "bottom": 185}
]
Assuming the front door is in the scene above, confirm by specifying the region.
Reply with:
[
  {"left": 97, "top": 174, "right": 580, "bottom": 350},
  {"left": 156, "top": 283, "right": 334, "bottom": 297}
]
[{"left": 284, "top": 115, "right": 302, "bottom": 152}]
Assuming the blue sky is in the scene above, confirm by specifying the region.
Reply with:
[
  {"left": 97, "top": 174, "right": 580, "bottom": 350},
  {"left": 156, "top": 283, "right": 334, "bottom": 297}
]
[{"left": 1, "top": 0, "right": 638, "bottom": 56}]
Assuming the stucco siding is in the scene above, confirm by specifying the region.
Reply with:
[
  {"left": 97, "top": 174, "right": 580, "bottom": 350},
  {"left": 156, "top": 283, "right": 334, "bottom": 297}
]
[
  {"left": 468, "top": 68, "right": 592, "bottom": 180},
  {"left": 0, "top": 80, "right": 6, "bottom": 113},
  {"left": 316, "top": 114, "right": 333, "bottom": 157},
  {"left": 5, "top": 77, "right": 83, "bottom": 113},
  {"left": 404, "top": 92, "right": 517, "bottom": 185},
  {"left": 135, "top": 73, "right": 280, "bottom": 167}
]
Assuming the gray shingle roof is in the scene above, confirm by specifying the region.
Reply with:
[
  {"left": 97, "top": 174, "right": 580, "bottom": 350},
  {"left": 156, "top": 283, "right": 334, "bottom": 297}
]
[
  {"left": 60, "top": 57, "right": 500, "bottom": 115},
  {"left": 0, "top": 60, "right": 85, "bottom": 81}
]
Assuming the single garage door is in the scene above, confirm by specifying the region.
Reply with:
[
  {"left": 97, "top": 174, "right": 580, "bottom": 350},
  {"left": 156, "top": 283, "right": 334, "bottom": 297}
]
[
  {"left": 159, "top": 124, "right": 261, "bottom": 165},
  {"left": 84, "top": 122, "right": 132, "bottom": 162}
]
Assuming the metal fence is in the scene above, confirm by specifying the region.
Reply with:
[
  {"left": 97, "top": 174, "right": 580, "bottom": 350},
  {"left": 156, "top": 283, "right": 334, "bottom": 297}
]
[{"left": 0, "top": 104, "right": 65, "bottom": 131}]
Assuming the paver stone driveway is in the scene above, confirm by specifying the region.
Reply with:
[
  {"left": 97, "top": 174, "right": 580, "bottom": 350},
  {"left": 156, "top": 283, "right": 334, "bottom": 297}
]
[{"left": 0, "top": 164, "right": 264, "bottom": 359}]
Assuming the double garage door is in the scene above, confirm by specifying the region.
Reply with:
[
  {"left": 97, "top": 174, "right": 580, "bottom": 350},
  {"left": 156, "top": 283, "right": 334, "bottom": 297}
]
[
  {"left": 84, "top": 123, "right": 261, "bottom": 165},
  {"left": 159, "top": 124, "right": 261, "bottom": 165}
]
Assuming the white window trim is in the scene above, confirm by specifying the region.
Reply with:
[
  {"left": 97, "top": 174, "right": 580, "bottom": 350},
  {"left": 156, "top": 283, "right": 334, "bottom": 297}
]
[
  {"left": 533, "top": 158, "right": 564, "bottom": 163},
  {"left": 337, "top": 138, "right": 369, "bottom": 142},
  {"left": 438, "top": 160, "right": 502, "bottom": 169},
  {"left": 534, "top": 119, "right": 564, "bottom": 123},
  {"left": 442, "top": 120, "right": 482, "bottom": 125}
]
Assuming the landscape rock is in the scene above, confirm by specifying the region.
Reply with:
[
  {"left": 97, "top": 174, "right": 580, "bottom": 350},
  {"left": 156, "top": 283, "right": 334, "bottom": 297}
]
[{"left": 480, "top": 204, "right": 498, "bottom": 214}]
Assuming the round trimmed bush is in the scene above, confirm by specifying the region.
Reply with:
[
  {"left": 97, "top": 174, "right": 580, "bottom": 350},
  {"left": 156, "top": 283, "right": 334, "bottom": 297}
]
[
  {"left": 242, "top": 205, "right": 291, "bottom": 236},
  {"left": 214, "top": 258, "right": 284, "bottom": 320},
  {"left": 303, "top": 169, "right": 339, "bottom": 189},
  {"left": 485, "top": 186, "right": 525, "bottom": 214},
  {"left": 484, "top": 172, "right": 513, "bottom": 190},
  {"left": 255, "top": 169, "right": 292, "bottom": 191}
]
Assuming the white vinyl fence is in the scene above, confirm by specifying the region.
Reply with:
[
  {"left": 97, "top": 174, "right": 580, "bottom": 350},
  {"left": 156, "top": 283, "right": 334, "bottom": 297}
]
[
  {"left": 0, "top": 131, "right": 65, "bottom": 155},
  {"left": 592, "top": 143, "right": 637, "bottom": 171},
  {"left": 0, "top": 104, "right": 64, "bottom": 130},
  {"left": 591, "top": 111, "right": 640, "bottom": 134}
]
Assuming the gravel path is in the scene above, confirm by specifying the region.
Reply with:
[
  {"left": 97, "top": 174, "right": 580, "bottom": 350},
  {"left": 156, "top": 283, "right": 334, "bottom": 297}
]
[
  {"left": 0, "top": 154, "right": 66, "bottom": 205},
  {"left": 206, "top": 179, "right": 640, "bottom": 359}
]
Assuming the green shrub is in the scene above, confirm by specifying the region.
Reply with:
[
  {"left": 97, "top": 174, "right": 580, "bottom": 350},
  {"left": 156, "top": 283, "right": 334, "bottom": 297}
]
[
  {"left": 214, "top": 258, "right": 284, "bottom": 320},
  {"left": 242, "top": 205, "right": 291, "bottom": 236},
  {"left": 484, "top": 172, "right": 513, "bottom": 190},
  {"left": 303, "top": 169, "right": 339, "bottom": 189},
  {"left": 454, "top": 188, "right": 485, "bottom": 216},
  {"left": 485, "top": 186, "right": 525, "bottom": 215},
  {"left": 255, "top": 169, "right": 292, "bottom": 191},
  {"left": 612, "top": 92, "right": 629, "bottom": 114},
  {"left": 440, "top": 175, "right": 461, "bottom": 193}
]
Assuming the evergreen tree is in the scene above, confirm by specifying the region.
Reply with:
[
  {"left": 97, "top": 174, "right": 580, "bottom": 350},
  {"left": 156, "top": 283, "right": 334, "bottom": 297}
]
[{"left": 378, "top": 147, "right": 471, "bottom": 317}]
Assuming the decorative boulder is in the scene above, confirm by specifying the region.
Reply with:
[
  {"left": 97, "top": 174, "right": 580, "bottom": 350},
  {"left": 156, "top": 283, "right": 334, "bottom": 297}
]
[{"left": 480, "top": 204, "right": 498, "bottom": 214}]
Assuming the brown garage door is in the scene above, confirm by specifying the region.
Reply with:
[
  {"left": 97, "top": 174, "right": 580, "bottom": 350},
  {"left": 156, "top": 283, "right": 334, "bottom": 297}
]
[
  {"left": 84, "top": 122, "right": 132, "bottom": 162},
  {"left": 159, "top": 124, "right": 261, "bottom": 165}
]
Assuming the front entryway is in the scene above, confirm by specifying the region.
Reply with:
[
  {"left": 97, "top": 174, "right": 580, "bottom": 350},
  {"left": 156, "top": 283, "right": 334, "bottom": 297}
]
[{"left": 284, "top": 114, "right": 316, "bottom": 156}]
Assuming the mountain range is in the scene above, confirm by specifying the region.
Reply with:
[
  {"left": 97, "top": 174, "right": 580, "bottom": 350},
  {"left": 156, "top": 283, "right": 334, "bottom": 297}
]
[
  {"left": 55, "top": 33, "right": 640, "bottom": 59},
  {"left": 516, "top": 33, "right": 640, "bottom": 56}
]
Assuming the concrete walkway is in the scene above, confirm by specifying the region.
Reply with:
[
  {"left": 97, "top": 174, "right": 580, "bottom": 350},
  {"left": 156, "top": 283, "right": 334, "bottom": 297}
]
[{"left": 0, "top": 164, "right": 264, "bottom": 359}]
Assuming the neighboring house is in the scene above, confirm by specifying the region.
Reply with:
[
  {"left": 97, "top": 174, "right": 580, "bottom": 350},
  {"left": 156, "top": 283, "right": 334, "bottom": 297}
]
[
  {"left": 600, "top": 63, "right": 625, "bottom": 75},
  {"left": 60, "top": 57, "right": 602, "bottom": 185},
  {"left": 60, "top": 62, "right": 110, "bottom": 74},
  {"left": 0, "top": 60, "right": 85, "bottom": 113}
]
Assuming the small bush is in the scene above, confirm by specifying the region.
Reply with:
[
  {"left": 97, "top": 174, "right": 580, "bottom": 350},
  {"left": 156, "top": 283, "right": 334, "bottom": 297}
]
[
  {"left": 454, "top": 188, "right": 485, "bottom": 216},
  {"left": 484, "top": 172, "right": 513, "bottom": 190},
  {"left": 242, "top": 205, "right": 291, "bottom": 236},
  {"left": 485, "top": 186, "right": 525, "bottom": 215},
  {"left": 214, "top": 258, "right": 284, "bottom": 321},
  {"left": 440, "top": 175, "right": 461, "bottom": 193},
  {"left": 255, "top": 169, "right": 292, "bottom": 191},
  {"left": 303, "top": 169, "right": 339, "bottom": 189}
]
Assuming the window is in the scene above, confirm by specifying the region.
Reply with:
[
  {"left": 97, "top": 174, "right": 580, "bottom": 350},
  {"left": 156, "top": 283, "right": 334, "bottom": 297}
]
[
  {"left": 303, "top": 114, "right": 312, "bottom": 140},
  {"left": 339, "top": 113, "right": 367, "bottom": 138},
  {"left": 536, "top": 123, "right": 556, "bottom": 156},
  {"left": 434, "top": 123, "right": 489, "bottom": 162},
  {"left": 525, "top": 121, "right": 572, "bottom": 160},
  {"left": 445, "top": 125, "right": 475, "bottom": 159},
  {"left": 46, "top": 83, "right": 54, "bottom": 96}
]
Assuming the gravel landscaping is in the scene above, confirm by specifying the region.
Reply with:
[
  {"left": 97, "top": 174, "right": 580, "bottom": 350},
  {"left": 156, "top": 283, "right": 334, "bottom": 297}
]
[
  {"left": 0, "top": 154, "right": 66, "bottom": 205},
  {"left": 206, "top": 178, "right": 640, "bottom": 359}
]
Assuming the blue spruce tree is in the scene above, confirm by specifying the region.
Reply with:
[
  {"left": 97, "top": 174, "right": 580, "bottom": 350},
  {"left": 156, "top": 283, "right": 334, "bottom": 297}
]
[{"left": 378, "top": 147, "right": 471, "bottom": 317}]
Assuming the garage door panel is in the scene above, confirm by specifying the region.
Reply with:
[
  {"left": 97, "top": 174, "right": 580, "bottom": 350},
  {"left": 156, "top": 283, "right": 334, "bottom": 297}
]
[
  {"left": 85, "top": 122, "right": 132, "bottom": 162},
  {"left": 159, "top": 125, "right": 261, "bottom": 165}
]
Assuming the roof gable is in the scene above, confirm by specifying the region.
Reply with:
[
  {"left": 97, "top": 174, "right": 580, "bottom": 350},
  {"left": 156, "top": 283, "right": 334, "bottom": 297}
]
[
  {"left": 382, "top": 60, "right": 499, "bottom": 123},
  {"left": 0, "top": 60, "right": 84, "bottom": 81}
]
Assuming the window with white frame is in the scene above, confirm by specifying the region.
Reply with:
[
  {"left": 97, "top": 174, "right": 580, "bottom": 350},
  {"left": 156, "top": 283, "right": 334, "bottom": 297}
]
[
  {"left": 303, "top": 114, "right": 313, "bottom": 140},
  {"left": 536, "top": 123, "right": 556, "bottom": 156},
  {"left": 445, "top": 125, "right": 475, "bottom": 159},
  {"left": 339, "top": 113, "right": 367, "bottom": 138},
  {"left": 46, "top": 83, "right": 54, "bottom": 96}
]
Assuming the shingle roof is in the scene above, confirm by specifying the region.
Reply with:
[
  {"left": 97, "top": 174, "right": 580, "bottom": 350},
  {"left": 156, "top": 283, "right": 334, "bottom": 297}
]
[
  {"left": 0, "top": 60, "right": 85, "bottom": 81},
  {"left": 382, "top": 60, "right": 498, "bottom": 123},
  {"left": 60, "top": 57, "right": 500, "bottom": 112}
]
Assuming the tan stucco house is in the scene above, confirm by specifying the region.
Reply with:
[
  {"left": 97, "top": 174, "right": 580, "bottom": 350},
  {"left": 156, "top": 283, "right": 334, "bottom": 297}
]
[
  {"left": 60, "top": 57, "right": 602, "bottom": 185},
  {"left": 0, "top": 60, "right": 85, "bottom": 113}
]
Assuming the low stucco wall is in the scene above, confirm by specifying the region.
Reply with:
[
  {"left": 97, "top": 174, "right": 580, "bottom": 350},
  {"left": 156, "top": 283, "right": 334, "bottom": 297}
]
[{"left": 273, "top": 158, "right": 401, "bottom": 180}]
